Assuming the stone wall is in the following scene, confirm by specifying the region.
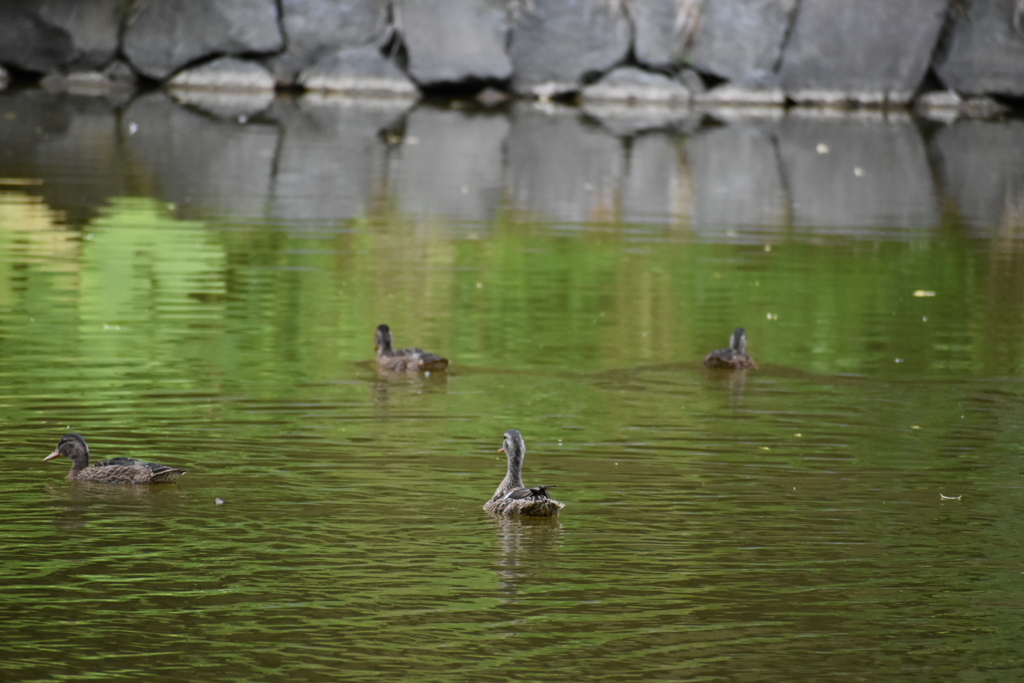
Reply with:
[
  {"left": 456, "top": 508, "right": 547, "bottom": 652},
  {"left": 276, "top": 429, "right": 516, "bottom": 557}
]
[{"left": 1, "top": 0, "right": 1022, "bottom": 112}]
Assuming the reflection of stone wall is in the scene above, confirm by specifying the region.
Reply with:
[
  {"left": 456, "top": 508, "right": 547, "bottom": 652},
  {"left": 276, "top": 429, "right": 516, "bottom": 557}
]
[
  {"left": 1, "top": 0, "right": 1023, "bottom": 109},
  {"left": 4, "top": 89, "right": 1024, "bottom": 245}
]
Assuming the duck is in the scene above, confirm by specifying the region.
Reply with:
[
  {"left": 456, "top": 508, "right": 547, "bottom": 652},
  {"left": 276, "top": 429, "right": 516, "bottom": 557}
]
[
  {"left": 703, "top": 327, "right": 757, "bottom": 369},
  {"left": 375, "top": 324, "right": 449, "bottom": 372},
  {"left": 43, "top": 433, "right": 188, "bottom": 484},
  {"left": 484, "top": 429, "right": 564, "bottom": 516}
]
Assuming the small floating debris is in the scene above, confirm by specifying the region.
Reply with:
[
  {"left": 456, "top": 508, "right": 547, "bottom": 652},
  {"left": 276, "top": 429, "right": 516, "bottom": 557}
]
[
  {"left": 939, "top": 493, "right": 962, "bottom": 501},
  {"left": 215, "top": 498, "right": 225, "bottom": 505},
  {"left": 816, "top": 143, "right": 829, "bottom": 154},
  {"left": 913, "top": 290, "right": 936, "bottom": 297}
]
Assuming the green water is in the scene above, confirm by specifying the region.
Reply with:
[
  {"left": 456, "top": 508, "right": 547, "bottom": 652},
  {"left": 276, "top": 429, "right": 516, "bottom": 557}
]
[{"left": 2, "top": 91, "right": 1024, "bottom": 681}]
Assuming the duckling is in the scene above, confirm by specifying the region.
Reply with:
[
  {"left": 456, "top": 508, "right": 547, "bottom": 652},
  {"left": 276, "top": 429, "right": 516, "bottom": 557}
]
[
  {"left": 484, "top": 429, "right": 564, "bottom": 516},
  {"left": 375, "top": 324, "right": 449, "bottom": 372},
  {"left": 703, "top": 327, "right": 757, "bottom": 369},
  {"left": 43, "top": 433, "right": 187, "bottom": 484}
]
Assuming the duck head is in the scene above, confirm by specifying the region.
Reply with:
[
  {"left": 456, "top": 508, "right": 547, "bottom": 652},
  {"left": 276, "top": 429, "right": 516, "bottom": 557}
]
[
  {"left": 730, "top": 327, "right": 748, "bottom": 354},
  {"left": 375, "top": 324, "right": 394, "bottom": 355},
  {"left": 44, "top": 433, "right": 90, "bottom": 469},
  {"left": 499, "top": 428, "right": 526, "bottom": 470}
]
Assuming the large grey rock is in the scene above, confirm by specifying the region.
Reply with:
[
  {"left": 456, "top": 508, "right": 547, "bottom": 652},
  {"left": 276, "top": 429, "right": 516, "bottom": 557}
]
[
  {"left": 694, "top": 83, "right": 786, "bottom": 106},
  {"left": 931, "top": 120, "right": 1024, "bottom": 236},
  {"left": 388, "top": 108, "right": 510, "bottom": 223},
  {"left": 775, "top": 113, "right": 940, "bottom": 234},
  {"left": 581, "top": 66, "right": 692, "bottom": 104},
  {"left": 0, "top": 0, "right": 124, "bottom": 73},
  {"left": 778, "top": 0, "right": 949, "bottom": 104},
  {"left": 915, "top": 89, "right": 1009, "bottom": 121},
  {"left": 123, "top": 0, "right": 282, "bottom": 81},
  {"left": 299, "top": 46, "right": 419, "bottom": 97},
  {"left": 633, "top": 0, "right": 796, "bottom": 84},
  {"left": 508, "top": 0, "right": 631, "bottom": 97},
  {"left": 122, "top": 92, "right": 279, "bottom": 220},
  {"left": 933, "top": 0, "right": 1024, "bottom": 97},
  {"left": 396, "top": 0, "right": 512, "bottom": 86},
  {"left": 505, "top": 104, "right": 626, "bottom": 222},
  {"left": 0, "top": 4, "right": 73, "bottom": 74},
  {"left": 168, "top": 57, "right": 276, "bottom": 91},
  {"left": 267, "top": 0, "right": 389, "bottom": 85},
  {"left": 630, "top": 0, "right": 698, "bottom": 69},
  {"left": 167, "top": 58, "right": 276, "bottom": 119},
  {"left": 265, "top": 96, "right": 410, "bottom": 223},
  {"left": 688, "top": 0, "right": 796, "bottom": 83},
  {"left": 38, "top": 0, "right": 124, "bottom": 69}
]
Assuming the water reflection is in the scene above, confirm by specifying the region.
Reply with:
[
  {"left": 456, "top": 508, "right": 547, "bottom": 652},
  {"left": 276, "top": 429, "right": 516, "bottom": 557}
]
[
  {"left": 2, "top": 89, "right": 1024, "bottom": 247},
  {"left": 489, "top": 514, "right": 564, "bottom": 601},
  {"left": 3, "top": 87, "right": 1024, "bottom": 681}
]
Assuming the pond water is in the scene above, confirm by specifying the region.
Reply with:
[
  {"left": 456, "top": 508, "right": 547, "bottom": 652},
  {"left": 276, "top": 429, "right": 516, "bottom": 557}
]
[{"left": 2, "top": 88, "right": 1024, "bottom": 681}]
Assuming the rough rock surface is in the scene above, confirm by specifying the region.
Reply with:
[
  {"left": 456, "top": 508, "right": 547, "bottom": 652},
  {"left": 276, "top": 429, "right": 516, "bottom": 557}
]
[
  {"left": 299, "top": 46, "right": 419, "bottom": 97},
  {"left": 688, "top": 0, "right": 796, "bottom": 84},
  {"left": 933, "top": 0, "right": 1024, "bottom": 97},
  {"left": 123, "top": 0, "right": 282, "bottom": 81},
  {"left": 0, "top": 2, "right": 75, "bottom": 73},
  {"left": 0, "top": 0, "right": 126, "bottom": 73},
  {"left": 778, "top": 0, "right": 949, "bottom": 104},
  {"left": 267, "top": 0, "right": 389, "bottom": 85},
  {"left": 168, "top": 57, "right": 276, "bottom": 91},
  {"left": 694, "top": 83, "right": 786, "bottom": 106},
  {"left": 508, "top": 0, "right": 631, "bottom": 96},
  {"left": 633, "top": 0, "right": 796, "bottom": 85},
  {"left": 396, "top": 0, "right": 512, "bottom": 86},
  {"left": 630, "top": 0, "right": 696, "bottom": 69},
  {"left": 43, "top": 0, "right": 125, "bottom": 69},
  {"left": 581, "top": 66, "right": 692, "bottom": 104}
]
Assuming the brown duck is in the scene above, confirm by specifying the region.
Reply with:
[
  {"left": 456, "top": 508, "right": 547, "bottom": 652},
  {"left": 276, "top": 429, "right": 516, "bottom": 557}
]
[
  {"left": 375, "top": 324, "right": 449, "bottom": 372},
  {"left": 703, "top": 327, "right": 757, "bottom": 369},
  {"left": 43, "top": 433, "right": 187, "bottom": 484},
  {"left": 484, "top": 429, "right": 564, "bottom": 516}
]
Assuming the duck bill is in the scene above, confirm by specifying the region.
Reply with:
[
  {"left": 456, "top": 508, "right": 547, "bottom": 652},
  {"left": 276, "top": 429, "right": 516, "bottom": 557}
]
[
  {"left": 43, "top": 449, "right": 62, "bottom": 462},
  {"left": 498, "top": 447, "right": 505, "bottom": 453}
]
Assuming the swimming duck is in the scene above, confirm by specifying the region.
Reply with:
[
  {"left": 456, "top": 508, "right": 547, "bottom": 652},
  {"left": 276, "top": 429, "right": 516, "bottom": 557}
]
[
  {"left": 703, "top": 327, "right": 757, "bottom": 369},
  {"left": 375, "top": 324, "right": 449, "bottom": 372},
  {"left": 484, "top": 429, "right": 564, "bottom": 516},
  {"left": 43, "top": 433, "right": 188, "bottom": 484}
]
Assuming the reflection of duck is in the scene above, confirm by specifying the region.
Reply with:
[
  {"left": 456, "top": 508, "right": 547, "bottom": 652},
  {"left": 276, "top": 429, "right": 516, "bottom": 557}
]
[
  {"left": 43, "top": 434, "right": 188, "bottom": 484},
  {"left": 491, "top": 513, "right": 563, "bottom": 597},
  {"left": 703, "top": 327, "right": 757, "bottom": 369},
  {"left": 374, "top": 324, "right": 449, "bottom": 372},
  {"left": 485, "top": 429, "right": 564, "bottom": 516}
]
